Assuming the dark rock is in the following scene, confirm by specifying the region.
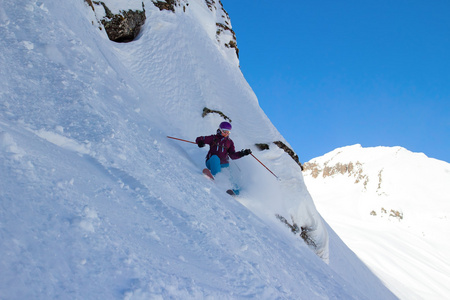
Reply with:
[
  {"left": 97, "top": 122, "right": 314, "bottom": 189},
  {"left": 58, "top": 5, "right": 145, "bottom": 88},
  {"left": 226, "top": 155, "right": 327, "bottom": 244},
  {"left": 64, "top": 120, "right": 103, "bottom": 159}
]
[
  {"left": 202, "top": 107, "right": 232, "bottom": 123},
  {"left": 254, "top": 141, "right": 303, "bottom": 170},
  {"left": 100, "top": 8, "right": 146, "bottom": 43},
  {"left": 85, "top": 1, "right": 146, "bottom": 42},
  {"left": 273, "top": 141, "right": 303, "bottom": 170},
  {"left": 216, "top": 22, "right": 239, "bottom": 59},
  {"left": 255, "top": 143, "right": 270, "bottom": 151},
  {"left": 84, "top": 0, "right": 95, "bottom": 11},
  {"left": 275, "top": 214, "right": 317, "bottom": 249},
  {"left": 152, "top": 0, "right": 177, "bottom": 12}
]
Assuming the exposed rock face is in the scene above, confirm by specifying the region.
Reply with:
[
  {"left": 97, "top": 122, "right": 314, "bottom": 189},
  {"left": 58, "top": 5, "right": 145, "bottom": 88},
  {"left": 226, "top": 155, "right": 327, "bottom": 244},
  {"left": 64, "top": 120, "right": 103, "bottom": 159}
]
[
  {"left": 85, "top": 1, "right": 146, "bottom": 43},
  {"left": 152, "top": 0, "right": 177, "bottom": 12},
  {"left": 273, "top": 141, "right": 303, "bottom": 170},
  {"left": 303, "top": 160, "right": 370, "bottom": 189},
  {"left": 207, "top": 0, "right": 239, "bottom": 60},
  {"left": 254, "top": 141, "right": 303, "bottom": 170},
  {"left": 101, "top": 9, "right": 146, "bottom": 43},
  {"left": 216, "top": 22, "right": 239, "bottom": 58},
  {"left": 205, "top": 0, "right": 215, "bottom": 10},
  {"left": 85, "top": 0, "right": 238, "bottom": 59},
  {"left": 275, "top": 214, "right": 317, "bottom": 250},
  {"left": 202, "top": 107, "right": 232, "bottom": 123}
]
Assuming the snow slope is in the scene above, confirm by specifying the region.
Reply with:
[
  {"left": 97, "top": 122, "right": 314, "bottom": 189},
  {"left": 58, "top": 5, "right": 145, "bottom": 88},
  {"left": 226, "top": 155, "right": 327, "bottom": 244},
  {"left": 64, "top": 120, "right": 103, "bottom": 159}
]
[
  {"left": 1, "top": 0, "right": 395, "bottom": 298},
  {"left": 304, "top": 144, "right": 450, "bottom": 299}
]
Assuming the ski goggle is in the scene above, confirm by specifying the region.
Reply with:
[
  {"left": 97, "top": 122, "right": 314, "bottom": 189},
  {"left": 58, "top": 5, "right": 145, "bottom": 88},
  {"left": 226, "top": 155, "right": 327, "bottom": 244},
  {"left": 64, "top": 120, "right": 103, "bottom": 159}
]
[{"left": 221, "top": 129, "right": 230, "bottom": 135}]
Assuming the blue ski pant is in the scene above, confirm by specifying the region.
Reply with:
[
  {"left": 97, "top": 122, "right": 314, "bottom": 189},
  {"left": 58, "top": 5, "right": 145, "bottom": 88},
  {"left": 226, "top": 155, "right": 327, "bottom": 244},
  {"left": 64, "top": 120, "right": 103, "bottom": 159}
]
[{"left": 206, "top": 155, "right": 229, "bottom": 176}]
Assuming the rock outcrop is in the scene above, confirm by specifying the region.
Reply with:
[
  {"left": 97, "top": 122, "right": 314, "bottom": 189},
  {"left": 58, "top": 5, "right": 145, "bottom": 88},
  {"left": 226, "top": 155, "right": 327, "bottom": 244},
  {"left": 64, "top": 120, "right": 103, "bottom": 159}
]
[
  {"left": 85, "top": 1, "right": 146, "bottom": 43},
  {"left": 303, "top": 160, "right": 370, "bottom": 189},
  {"left": 152, "top": 0, "right": 177, "bottom": 12},
  {"left": 255, "top": 142, "right": 303, "bottom": 170},
  {"left": 101, "top": 8, "right": 146, "bottom": 43},
  {"left": 207, "top": 0, "right": 239, "bottom": 60}
]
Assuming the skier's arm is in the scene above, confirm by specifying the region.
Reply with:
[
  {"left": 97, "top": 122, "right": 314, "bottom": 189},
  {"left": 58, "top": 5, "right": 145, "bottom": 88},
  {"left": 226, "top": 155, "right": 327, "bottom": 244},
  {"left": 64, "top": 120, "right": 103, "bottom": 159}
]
[
  {"left": 241, "top": 149, "right": 252, "bottom": 156},
  {"left": 228, "top": 141, "right": 250, "bottom": 160},
  {"left": 196, "top": 135, "right": 215, "bottom": 147}
]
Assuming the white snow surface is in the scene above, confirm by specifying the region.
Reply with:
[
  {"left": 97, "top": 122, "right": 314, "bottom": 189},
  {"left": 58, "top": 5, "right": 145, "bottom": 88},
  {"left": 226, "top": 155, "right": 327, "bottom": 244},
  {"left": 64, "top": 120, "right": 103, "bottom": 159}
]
[
  {"left": 1, "top": 0, "right": 395, "bottom": 299},
  {"left": 304, "top": 144, "right": 450, "bottom": 300}
]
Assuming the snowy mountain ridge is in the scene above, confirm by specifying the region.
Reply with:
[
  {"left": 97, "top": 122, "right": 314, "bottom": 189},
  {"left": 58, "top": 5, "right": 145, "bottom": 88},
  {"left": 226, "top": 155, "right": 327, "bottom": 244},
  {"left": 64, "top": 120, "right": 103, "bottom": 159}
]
[
  {"left": 304, "top": 144, "right": 450, "bottom": 299},
  {"left": 1, "top": 0, "right": 396, "bottom": 298},
  {"left": 303, "top": 144, "right": 450, "bottom": 224}
]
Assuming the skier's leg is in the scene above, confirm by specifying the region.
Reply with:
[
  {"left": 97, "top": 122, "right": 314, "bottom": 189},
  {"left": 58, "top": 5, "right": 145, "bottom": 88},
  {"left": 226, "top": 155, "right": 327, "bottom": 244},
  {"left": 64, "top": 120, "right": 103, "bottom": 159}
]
[
  {"left": 221, "top": 163, "right": 240, "bottom": 196},
  {"left": 206, "top": 155, "right": 221, "bottom": 176},
  {"left": 220, "top": 164, "right": 239, "bottom": 195}
]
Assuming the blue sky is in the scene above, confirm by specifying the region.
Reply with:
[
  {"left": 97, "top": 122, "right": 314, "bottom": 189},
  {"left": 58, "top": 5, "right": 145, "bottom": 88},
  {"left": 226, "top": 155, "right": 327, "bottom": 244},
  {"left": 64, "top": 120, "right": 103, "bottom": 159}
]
[{"left": 223, "top": 1, "right": 450, "bottom": 163}]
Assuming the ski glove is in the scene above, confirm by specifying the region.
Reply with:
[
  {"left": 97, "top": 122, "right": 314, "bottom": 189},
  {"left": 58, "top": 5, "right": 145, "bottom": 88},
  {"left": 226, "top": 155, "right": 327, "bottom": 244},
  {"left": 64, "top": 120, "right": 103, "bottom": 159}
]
[
  {"left": 197, "top": 140, "right": 205, "bottom": 148},
  {"left": 241, "top": 149, "right": 252, "bottom": 156}
]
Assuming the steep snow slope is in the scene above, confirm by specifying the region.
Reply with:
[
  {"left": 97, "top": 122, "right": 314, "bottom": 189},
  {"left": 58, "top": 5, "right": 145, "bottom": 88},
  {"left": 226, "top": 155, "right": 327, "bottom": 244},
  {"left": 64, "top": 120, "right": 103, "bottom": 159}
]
[
  {"left": 111, "top": 0, "right": 334, "bottom": 261},
  {"left": 1, "top": 0, "right": 395, "bottom": 298},
  {"left": 304, "top": 144, "right": 450, "bottom": 299}
]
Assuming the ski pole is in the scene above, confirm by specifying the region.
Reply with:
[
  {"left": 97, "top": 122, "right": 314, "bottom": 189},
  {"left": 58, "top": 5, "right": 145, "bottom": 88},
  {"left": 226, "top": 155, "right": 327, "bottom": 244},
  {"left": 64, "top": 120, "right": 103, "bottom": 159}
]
[
  {"left": 167, "top": 136, "right": 279, "bottom": 179},
  {"left": 167, "top": 136, "right": 196, "bottom": 144},
  {"left": 250, "top": 153, "right": 279, "bottom": 180}
]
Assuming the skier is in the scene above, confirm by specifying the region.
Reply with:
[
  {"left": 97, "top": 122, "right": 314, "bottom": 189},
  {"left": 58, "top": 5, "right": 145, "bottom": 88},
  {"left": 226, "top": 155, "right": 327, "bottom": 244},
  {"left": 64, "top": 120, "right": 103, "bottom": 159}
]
[{"left": 196, "top": 121, "right": 252, "bottom": 184}]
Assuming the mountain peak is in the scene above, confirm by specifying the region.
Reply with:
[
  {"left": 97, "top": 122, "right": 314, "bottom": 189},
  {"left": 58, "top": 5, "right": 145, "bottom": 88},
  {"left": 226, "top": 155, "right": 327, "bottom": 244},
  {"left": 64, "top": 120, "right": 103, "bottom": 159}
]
[{"left": 304, "top": 144, "right": 450, "bottom": 298}]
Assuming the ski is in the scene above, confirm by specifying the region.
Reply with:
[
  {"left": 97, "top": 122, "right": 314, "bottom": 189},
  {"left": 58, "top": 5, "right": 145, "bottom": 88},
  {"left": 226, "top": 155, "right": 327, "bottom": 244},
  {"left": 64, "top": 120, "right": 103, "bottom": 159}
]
[
  {"left": 202, "top": 168, "right": 214, "bottom": 180},
  {"left": 226, "top": 189, "right": 236, "bottom": 196}
]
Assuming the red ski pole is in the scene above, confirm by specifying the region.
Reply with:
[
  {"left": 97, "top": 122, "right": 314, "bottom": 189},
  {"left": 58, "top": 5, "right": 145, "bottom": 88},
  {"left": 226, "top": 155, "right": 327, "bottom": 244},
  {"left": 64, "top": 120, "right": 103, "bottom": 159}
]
[
  {"left": 251, "top": 153, "right": 279, "bottom": 180},
  {"left": 167, "top": 136, "right": 279, "bottom": 179},
  {"left": 167, "top": 136, "right": 196, "bottom": 144}
]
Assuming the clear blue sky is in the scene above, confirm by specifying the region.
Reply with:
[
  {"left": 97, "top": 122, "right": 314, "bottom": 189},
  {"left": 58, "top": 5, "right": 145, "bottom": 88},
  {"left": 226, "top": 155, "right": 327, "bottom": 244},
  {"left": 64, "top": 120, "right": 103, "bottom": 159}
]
[{"left": 223, "top": 1, "right": 450, "bottom": 163}]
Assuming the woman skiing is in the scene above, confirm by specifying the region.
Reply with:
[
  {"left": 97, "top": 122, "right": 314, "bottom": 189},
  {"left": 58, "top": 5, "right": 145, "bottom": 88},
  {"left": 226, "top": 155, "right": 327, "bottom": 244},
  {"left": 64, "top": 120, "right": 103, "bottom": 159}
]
[{"left": 196, "top": 122, "right": 252, "bottom": 181}]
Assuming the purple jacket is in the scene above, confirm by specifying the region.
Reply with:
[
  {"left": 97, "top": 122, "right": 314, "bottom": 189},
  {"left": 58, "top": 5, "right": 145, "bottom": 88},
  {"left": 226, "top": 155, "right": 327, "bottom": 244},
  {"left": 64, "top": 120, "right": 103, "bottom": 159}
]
[{"left": 196, "top": 132, "right": 243, "bottom": 164}]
